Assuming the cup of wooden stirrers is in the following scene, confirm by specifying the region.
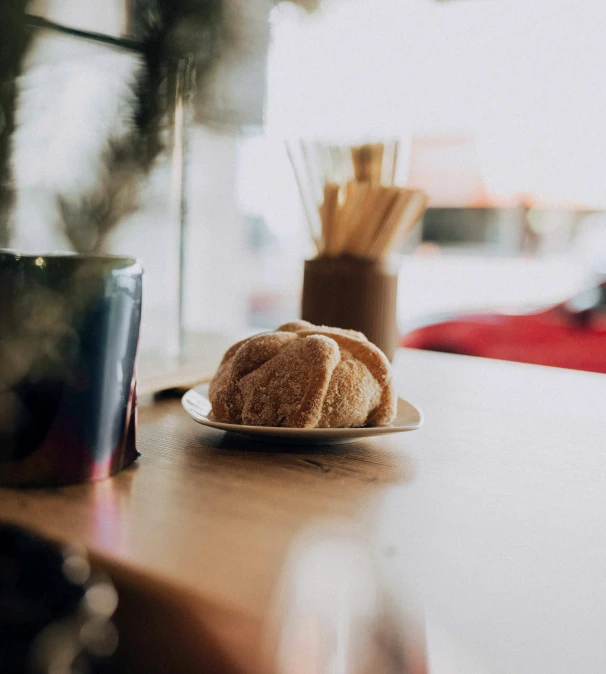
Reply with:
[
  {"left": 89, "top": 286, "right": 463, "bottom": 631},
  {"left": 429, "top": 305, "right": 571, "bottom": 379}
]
[{"left": 288, "top": 140, "right": 428, "bottom": 360}]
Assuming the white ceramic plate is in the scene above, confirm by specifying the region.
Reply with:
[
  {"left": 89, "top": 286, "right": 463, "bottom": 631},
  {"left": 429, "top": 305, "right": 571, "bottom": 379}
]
[{"left": 182, "top": 385, "right": 424, "bottom": 445}]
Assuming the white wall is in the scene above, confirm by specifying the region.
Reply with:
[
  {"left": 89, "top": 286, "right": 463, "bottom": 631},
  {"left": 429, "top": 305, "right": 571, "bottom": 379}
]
[{"left": 263, "top": 0, "right": 606, "bottom": 207}]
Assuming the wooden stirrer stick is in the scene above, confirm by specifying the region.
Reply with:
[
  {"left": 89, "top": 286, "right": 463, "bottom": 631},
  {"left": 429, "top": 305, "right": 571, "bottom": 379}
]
[
  {"left": 334, "top": 181, "right": 369, "bottom": 256},
  {"left": 321, "top": 182, "right": 340, "bottom": 256},
  {"left": 366, "top": 189, "right": 413, "bottom": 259},
  {"left": 370, "top": 190, "right": 428, "bottom": 258},
  {"left": 350, "top": 186, "right": 400, "bottom": 257}
]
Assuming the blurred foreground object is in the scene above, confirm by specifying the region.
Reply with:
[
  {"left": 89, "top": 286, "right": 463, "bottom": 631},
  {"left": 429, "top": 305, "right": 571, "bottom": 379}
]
[
  {"left": 0, "top": 523, "right": 118, "bottom": 674},
  {"left": 402, "top": 280, "right": 606, "bottom": 374},
  {"left": 268, "top": 524, "right": 427, "bottom": 674}
]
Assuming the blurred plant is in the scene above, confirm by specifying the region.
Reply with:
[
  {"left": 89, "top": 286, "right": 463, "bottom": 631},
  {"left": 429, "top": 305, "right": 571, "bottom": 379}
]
[
  {"left": 0, "top": 0, "right": 320, "bottom": 253},
  {"left": 0, "top": 0, "right": 30, "bottom": 246}
]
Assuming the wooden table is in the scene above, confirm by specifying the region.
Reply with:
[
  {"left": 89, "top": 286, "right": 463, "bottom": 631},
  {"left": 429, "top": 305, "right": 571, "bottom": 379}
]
[{"left": 1, "top": 350, "right": 605, "bottom": 673}]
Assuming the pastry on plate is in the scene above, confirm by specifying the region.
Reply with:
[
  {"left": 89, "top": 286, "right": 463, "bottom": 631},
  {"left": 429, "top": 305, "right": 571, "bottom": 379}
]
[{"left": 209, "top": 321, "right": 397, "bottom": 428}]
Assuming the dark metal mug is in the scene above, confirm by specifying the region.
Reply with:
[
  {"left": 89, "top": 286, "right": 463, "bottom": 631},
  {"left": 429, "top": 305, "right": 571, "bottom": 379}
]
[{"left": 0, "top": 251, "right": 142, "bottom": 486}]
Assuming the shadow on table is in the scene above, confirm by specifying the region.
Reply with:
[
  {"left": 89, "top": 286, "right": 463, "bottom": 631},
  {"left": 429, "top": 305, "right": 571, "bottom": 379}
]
[{"left": 211, "top": 429, "right": 417, "bottom": 482}]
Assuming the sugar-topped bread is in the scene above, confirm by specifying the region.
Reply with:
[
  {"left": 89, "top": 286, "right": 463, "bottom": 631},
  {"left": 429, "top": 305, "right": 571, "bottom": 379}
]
[{"left": 209, "top": 321, "right": 397, "bottom": 428}]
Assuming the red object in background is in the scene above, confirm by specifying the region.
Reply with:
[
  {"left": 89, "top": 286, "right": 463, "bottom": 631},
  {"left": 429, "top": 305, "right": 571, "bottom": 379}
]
[{"left": 401, "top": 283, "right": 606, "bottom": 374}]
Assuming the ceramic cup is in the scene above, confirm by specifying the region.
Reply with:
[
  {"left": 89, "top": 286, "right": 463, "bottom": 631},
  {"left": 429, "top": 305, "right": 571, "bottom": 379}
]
[
  {"left": 0, "top": 251, "right": 142, "bottom": 486},
  {"left": 301, "top": 255, "right": 399, "bottom": 361}
]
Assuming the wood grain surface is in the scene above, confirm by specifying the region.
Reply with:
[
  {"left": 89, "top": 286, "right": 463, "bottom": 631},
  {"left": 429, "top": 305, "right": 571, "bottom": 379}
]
[{"left": 1, "top": 349, "right": 605, "bottom": 673}]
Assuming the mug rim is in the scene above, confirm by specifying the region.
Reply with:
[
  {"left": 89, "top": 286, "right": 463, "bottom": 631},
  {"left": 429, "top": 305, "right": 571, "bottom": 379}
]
[{"left": 0, "top": 249, "right": 141, "bottom": 272}]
